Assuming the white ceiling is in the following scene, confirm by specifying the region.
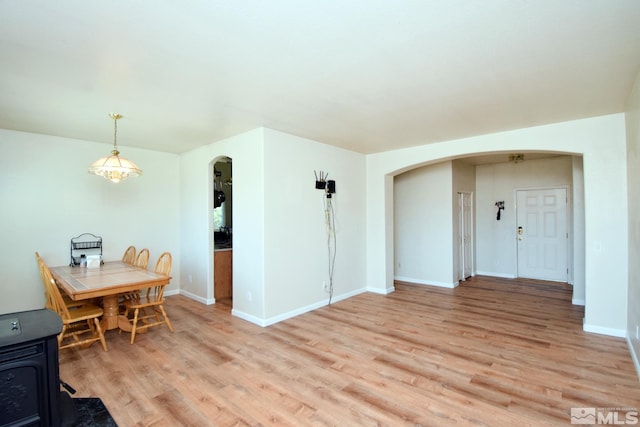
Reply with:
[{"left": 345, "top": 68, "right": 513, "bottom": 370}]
[{"left": 1, "top": 1, "right": 639, "bottom": 155}]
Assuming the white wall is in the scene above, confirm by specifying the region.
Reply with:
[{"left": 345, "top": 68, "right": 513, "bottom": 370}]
[
  {"left": 367, "top": 114, "right": 628, "bottom": 336},
  {"left": 625, "top": 71, "right": 640, "bottom": 375},
  {"left": 475, "top": 156, "right": 573, "bottom": 278},
  {"left": 0, "top": 129, "right": 180, "bottom": 315},
  {"left": 179, "top": 128, "right": 367, "bottom": 326},
  {"left": 572, "top": 156, "right": 586, "bottom": 305},
  {"left": 179, "top": 128, "right": 266, "bottom": 324},
  {"left": 394, "top": 161, "right": 455, "bottom": 287},
  {"left": 262, "top": 129, "right": 367, "bottom": 322}
]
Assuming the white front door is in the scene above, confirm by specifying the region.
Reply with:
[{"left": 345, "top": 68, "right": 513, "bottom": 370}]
[{"left": 516, "top": 188, "right": 568, "bottom": 282}]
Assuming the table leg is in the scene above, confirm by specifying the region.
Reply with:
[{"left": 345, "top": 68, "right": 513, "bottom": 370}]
[
  {"left": 101, "top": 294, "right": 120, "bottom": 330},
  {"left": 118, "top": 315, "right": 133, "bottom": 332}
]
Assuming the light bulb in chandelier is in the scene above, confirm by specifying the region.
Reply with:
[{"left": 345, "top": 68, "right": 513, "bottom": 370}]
[{"left": 88, "top": 113, "right": 142, "bottom": 183}]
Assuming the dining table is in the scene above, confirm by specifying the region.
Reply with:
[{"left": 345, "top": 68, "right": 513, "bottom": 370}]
[{"left": 49, "top": 261, "right": 171, "bottom": 332}]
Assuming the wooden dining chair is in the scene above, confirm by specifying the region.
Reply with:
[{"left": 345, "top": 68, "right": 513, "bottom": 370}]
[
  {"left": 122, "top": 252, "right": 174, "bottom": 344},
  {"left": 120, "top": 247, "right": 150, "bottom": 306},
  {"left": 134, "top": 248, "right": 150, "bottom": 269},
  {"left": 35, "top": 253, "right": 108, "bottom": 352},
  {"left": 36, "top": 252, "right": 82, "bottom": 309},
  {"left": 122, "top": 245, "right": 136, "bottom": 265},
  {"left": 36, "top": 252, "right": 56, "bottom": 311}
]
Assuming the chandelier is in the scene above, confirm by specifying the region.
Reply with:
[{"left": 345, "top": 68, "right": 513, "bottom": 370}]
[{"left": 88, "top": 113, "right": 142, "bottom": 183}]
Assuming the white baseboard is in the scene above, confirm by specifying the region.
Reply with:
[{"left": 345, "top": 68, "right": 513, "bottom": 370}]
[
  {"left": 367, "top": 285, "right": 395, "bottom": 295},
  {"left": 572, "top": 298, "right": 585, "bottom": 306},
  {"left": 583, "top": 323, "right": 626, "bottom": 338},
  {"left": 232, "top": 287, "right": 368, "bottom": 327},
  {"left": 179, "top": 289, "right": 214, "bottom": 305},
  {"left": 231, "top": 309, "right": 266, "bottom": 327},
  {"left": 164, "top": 289, "right": 180, "bottom": 297},
  {"left": 475, "top": 271, "right": 517, "bottom": 279},
  {"left": 626, "top": 336, "right": 640, "bottom": 382},
  {"left": 394, "top": 276, "right": 458, "bottom": 288}
]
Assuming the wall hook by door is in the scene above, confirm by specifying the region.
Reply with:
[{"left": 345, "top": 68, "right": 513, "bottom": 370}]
[{"left": 495, "top": 201, "right": 505, "bottom": 220}]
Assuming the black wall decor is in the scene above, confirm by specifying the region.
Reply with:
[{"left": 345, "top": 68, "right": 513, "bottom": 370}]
[{"left": 495, "top": 201, "right": 505, "bottom": 220}]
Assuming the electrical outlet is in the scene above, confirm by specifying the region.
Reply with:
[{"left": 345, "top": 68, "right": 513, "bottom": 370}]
[
  {"left": 188, "top": 274, "right": 193, "bottom": 283},
  {"left": 247, "top": 291, "right": 252, "bottom": 302}
]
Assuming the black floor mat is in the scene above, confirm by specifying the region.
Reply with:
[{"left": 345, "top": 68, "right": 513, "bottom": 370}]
[{"left": 63, "top": 397, "right": 117, "bottom": 427}]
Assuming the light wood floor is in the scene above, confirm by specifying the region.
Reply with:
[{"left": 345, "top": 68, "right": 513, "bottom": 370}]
[{"left": 59, "top": 276, "right": 640, "bottom": 426}]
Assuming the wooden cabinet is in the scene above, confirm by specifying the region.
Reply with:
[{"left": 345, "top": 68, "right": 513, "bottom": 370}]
[{"left": 214, "top": 250, "right": 232, "bottom": 299}]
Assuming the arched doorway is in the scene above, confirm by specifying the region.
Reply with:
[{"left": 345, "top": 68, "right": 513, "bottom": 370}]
[
  {"left": 212, "top": 156, "right": 233, "bottom": 306},
  {"left": 391, "top": 152, "right": 584, "bottom": 302}
]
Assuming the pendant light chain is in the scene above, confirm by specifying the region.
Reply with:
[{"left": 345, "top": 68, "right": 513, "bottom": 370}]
[{"left": 111, "top": 113, "right": 122, "bottom": 155}]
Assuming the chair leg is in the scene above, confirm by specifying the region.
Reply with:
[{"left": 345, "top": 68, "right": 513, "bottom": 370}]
[
  {"left": 58, "top": 325, "right": 67, "bottom": 348},
  {"left": 93, "top": 318, "right": 108, "bottom": 352},
  {"left": 87, "top": 319, "right": 96, "bottom": 334},
  {"left": 130, "top": 308, "right": 140, "bottom": 344},
  {"left": 159, "top": 305, "right": 173, "bottom": 332}
]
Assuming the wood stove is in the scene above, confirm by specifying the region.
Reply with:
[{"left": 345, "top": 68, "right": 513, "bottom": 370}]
[{"left": 0, "top": 309, "right": 63, "bottom": 427}]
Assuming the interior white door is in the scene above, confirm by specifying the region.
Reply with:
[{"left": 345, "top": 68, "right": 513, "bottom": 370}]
[
  {"left": 516, "top": 188, "right": 568, "bottom": 281},
  {"left": 458, "top": 192, "right": 473, "bottom": 281}
]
